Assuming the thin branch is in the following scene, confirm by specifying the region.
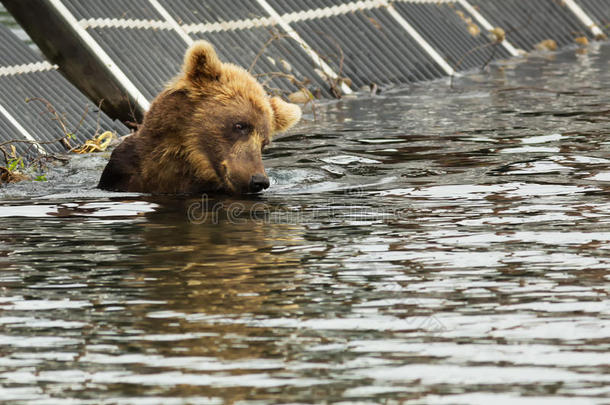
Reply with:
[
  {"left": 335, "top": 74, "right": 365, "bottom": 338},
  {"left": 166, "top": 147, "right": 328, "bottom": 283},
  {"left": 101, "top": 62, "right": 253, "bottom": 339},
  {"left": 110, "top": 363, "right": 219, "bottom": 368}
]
[
  {"left": 248, "top": 30, "right": 291, "bottom": 73},
  {"left": 94, "top": 99, "right": 104, "bottom": 138},
  {"left": 25, "top": 97, "right": 73, "bottom": 150},
  {"left": 74, "top": 104, "right": 89, "bottom": 136}
]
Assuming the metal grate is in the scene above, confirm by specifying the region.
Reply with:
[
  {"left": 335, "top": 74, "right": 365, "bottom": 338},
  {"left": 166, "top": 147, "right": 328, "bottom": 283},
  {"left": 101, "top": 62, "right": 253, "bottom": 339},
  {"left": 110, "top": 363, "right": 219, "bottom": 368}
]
[
  {"left": 160, "top": 0, "right": 334, "bottom": 96},
  {"left": 62, "top": 0, "right": 164, "bottom": 21},
  {"left": 393, "top": 2, "right": 511, "bottom": 71},
  {"left": 85, "top": 27, "right": 187, "bottom": 101},
  {"left": 0, "top": 23, "right": 127, "bottom": 157},
  {"left": 0, "top": 113, "right": 23, "bottom": 154},
  {"left": 468, "top": 0, "right": 593, "bottom": 51},
  {"left": 159, "top": 0, "right": 269, "bottom": 23},
  {"left": 283, "top": 5, "right": 447, "bottom": 88},
  {"left": 0, "top": 20, "right": 40, "bottom": 66},
  {"left": 2, "top": 0, "right": 608, "bottom": 128}
]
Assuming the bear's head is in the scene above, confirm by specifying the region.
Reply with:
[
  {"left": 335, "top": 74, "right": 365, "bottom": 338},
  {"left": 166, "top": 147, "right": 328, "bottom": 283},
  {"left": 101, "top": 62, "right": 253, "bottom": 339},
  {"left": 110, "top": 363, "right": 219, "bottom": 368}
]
[{"left": 158, "top": 40, "right": 301, "bottom": 195}]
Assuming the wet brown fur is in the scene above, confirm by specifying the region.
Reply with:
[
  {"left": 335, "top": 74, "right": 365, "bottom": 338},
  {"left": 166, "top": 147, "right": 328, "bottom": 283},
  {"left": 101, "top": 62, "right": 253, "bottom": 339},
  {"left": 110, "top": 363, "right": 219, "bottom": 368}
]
[{"left": 99, "top": 40, "right": 301, "bottom": 194}]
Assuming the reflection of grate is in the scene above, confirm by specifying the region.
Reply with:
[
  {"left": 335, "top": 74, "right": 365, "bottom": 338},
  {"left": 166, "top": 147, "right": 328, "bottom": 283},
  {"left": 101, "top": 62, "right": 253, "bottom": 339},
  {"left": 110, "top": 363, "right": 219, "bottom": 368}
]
[
  {"left": 2, "top": 0, "right": 606, "bottom": 133},
  {"left": 0, "top": 23, "right": 126, "bottom": 156}
]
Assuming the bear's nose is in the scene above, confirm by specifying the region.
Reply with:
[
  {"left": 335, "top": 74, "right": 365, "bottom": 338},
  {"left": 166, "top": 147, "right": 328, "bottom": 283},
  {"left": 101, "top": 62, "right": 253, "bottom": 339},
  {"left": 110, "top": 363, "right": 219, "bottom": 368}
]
[{"left": 249, "top": 174, "right": 270, "bottom": 193}]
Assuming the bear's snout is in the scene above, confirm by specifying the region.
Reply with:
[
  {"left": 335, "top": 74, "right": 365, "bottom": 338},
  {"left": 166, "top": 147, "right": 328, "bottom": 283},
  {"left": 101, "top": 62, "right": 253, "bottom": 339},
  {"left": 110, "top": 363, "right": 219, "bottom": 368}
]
[
  {"left": 249, "top": 173, "right": 270, "bottom": 193},
  {"left": 220, "top": 156, "right": 268, "bottom": 195}
]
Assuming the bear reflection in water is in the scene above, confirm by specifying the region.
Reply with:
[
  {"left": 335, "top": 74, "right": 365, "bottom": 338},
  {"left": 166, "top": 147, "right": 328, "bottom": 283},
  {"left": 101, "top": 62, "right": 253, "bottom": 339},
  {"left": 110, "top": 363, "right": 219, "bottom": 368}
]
[{"left": 98, "top": 41, "right": 302, "bottom": 195}]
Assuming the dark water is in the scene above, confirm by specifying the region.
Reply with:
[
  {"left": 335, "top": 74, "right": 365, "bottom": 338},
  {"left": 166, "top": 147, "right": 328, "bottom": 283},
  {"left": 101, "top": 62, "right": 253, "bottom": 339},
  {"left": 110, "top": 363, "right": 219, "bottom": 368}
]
[{"left": 1, "top": 43, "right": 610, "bottom": 404}]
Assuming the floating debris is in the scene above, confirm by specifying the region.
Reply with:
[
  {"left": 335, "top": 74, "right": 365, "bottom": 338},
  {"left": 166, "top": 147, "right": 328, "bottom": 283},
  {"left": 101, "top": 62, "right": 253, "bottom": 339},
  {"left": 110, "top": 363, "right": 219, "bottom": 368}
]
[
  {"left": 279, "top": 59, "right": 292, "bottom": 72},
  {"left": 467, "top": 21, "right": 481, "bottom": 36},
  {"left": 535, "top": 39, "right": 558, "bottom": 51},
  {"left": 369, "top": 83, "right": 379, "bottom": 96},
  {"left": 0, "top": 166, "right": 28, "bottom": 184},
  {"left": 489, "top": 27, "right": 506, "bottom": 43},
  {"left": 72, "top": 131, "right": 117, "bottom": 154},
  {"left": 288, "top": 89, "right": 313, "bottom": 104},
  {"left": 456, "top": 10, "right": 480, "bottom": 37},
  {"left": 359, "top": 83, "right": 380, "bottom": 96},
  {"left": 574, "top": 36, "right": 589, "bottom": 46},
  {"left": 0, "top": 145, "right": 29, "bottom": 184}
]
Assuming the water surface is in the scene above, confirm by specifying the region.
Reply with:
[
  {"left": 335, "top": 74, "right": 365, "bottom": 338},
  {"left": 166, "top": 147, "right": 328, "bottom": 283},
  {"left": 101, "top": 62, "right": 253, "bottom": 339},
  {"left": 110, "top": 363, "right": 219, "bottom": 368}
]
[{"left": 1, "top": 43, "right": 610, "bottom": 404}]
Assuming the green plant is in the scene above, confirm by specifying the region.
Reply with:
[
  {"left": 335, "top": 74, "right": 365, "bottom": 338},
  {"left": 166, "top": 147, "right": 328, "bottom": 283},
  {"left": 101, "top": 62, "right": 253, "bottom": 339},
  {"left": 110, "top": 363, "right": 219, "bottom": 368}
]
[{"left": 7, "top": 156, "right": 24, "bottom": 172}]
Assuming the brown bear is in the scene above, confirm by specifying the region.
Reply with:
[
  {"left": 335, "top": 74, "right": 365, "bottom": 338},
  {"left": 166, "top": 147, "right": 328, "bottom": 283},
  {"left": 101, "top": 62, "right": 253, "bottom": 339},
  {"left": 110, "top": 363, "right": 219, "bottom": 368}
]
[{"left": 98, "top": 40, "right": 301, "bottom": 194}]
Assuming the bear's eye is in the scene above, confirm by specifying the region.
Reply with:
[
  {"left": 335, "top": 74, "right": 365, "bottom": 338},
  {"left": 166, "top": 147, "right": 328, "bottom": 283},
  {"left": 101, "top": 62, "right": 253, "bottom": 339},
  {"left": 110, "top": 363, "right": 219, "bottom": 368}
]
[{"left": 233, "top": 122, "right": 252, "bottom": 134}]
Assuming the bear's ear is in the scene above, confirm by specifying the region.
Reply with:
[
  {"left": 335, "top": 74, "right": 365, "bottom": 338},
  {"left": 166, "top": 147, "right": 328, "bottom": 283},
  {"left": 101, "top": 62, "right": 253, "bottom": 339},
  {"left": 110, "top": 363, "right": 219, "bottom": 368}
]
[
  {"left": 270, "top": 96, "right": 302, "bottom": 134},
  {"left": 183, "top": 40, "right": 222, "bottom": 84}
]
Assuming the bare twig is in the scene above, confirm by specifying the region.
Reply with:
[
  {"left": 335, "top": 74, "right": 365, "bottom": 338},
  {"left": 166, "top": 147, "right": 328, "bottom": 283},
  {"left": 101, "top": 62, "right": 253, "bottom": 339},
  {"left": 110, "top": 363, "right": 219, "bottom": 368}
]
[
  {"left": 0, "top": 146, "right": 10, "bottom": 165},
  {"left": 25, "top": 97, "right": 74, "bottom": 149},
  {"left": 254, "top": 71, "right": 310, "bottom": 88},
  {"left": 305, "top": 30, "right": 347, "bottom": 98},
  {"left": 94, "top": 99, "right": 104, "bottom": 138},
  {"left": 74, "top": 104, "right": 89, "bottom": 137},
  {"left": 0, "top": 136, "right": 76, "bottom": 150},
  {"left": 449, "top": 12, "right": 535, "bottom": 89},
  {"left": 248, "top": 30, "right": 291, "bottom": 73},
  {"left": 124, "top": 94, "right": 140, "bottom": 131}
]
